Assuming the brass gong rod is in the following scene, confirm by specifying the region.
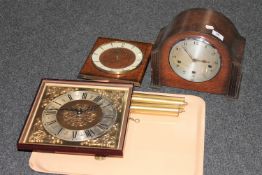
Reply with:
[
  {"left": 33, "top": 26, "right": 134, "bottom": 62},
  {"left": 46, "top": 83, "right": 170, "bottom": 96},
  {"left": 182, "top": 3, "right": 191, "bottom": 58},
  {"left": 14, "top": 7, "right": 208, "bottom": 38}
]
[
  {"left": 130, "top": 91, "right": 187, "bottom": 117},
  {"left": 132, "top": 92, "right": 187, "bottom": 106},
  {"left": 130, "top": 109, "right": 180, "bottom": 117},
  {"left": 133, "top": 91, "right": 186, "bottom": 102}
]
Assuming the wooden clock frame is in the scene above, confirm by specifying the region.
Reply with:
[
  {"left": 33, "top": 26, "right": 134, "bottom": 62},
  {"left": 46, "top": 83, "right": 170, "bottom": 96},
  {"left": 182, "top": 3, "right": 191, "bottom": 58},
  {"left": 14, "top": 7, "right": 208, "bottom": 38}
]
[
  {"left": 151, "top": 8, "right": 245, "bottom": 98},
  {"left": 79, "top": 37, "right": 152, "bottom": 86},
  {"left": 17, "top": 79, "right": 133, "bottom": 157}
]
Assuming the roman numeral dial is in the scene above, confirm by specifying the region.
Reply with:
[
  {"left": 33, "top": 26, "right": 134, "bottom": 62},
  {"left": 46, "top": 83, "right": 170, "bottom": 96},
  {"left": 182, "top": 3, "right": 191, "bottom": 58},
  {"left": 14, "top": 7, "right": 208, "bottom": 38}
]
[{"left": 42, "top": 91, "right": 117, "bottom": 142}]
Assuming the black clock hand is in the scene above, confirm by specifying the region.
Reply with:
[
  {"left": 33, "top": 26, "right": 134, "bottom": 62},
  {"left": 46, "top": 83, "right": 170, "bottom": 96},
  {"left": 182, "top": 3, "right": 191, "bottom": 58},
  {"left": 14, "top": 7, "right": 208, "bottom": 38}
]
[
  {"left": 191, "top": 58, "right": 210, "bottom": 63},
  {"left": 80, "top": 106, "right": 99, "bottom": 113},
  {"left": 182, "top": 46, "right": 211, "bottom": 63},
  {"left": 182, "top": 46, "right": 194, "bottom": 61},
  {"left": 46, "top": 108, "right": 78, "bottom": 112}
]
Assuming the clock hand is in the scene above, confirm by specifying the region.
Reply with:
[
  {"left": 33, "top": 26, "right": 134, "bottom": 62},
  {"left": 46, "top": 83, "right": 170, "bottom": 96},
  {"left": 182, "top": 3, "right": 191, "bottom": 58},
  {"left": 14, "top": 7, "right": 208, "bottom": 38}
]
[
  {"left": 191, "top": 58, "right": 210, "bottom": 63},
  {"left": 46, "top": 108, "right": 79, "bottom": 112},
  {"left": 115, "top": 49, "right": 120, "bottom": 61},
  {"left": 182, "top": 46, "right": 194, "bottom": 62},
  {"left": 59, "top": 108, "right": 88, "bottom": 115},
  {"left": 80, "top": 106, "right": 99, "bottom": 113},
  {"left": 181, "top": 46, "right": 210, "bottom": 63}
]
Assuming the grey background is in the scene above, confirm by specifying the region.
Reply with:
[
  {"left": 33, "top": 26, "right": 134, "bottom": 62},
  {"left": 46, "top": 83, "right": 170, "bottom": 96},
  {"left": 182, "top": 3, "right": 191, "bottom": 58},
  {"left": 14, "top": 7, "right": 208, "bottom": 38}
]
[{"left": 1, "top": 0, "right": 261, "bottom": 175}]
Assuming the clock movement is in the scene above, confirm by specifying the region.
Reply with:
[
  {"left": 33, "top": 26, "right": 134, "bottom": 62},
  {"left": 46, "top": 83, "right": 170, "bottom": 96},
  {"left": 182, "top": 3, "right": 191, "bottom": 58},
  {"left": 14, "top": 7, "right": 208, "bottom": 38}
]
[
  {"left": 79, "top": 37, "right": 152, "bottom": 86},
  {"left": 17, "top": 79, "right": 133, "bottom": 156},
  {"left": 151, "top": 8, "right": 245, "bottom": 98}
]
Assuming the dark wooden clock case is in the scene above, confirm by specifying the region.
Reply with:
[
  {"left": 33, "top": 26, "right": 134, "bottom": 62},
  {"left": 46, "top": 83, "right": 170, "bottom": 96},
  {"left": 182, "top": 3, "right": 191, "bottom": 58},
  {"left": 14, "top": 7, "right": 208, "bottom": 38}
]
[
  {"left": 79, "top": 37, "right": 152, "bottom": 86},
  {"left": 151, "top": 8, "right": 245, "bottom": 98}
]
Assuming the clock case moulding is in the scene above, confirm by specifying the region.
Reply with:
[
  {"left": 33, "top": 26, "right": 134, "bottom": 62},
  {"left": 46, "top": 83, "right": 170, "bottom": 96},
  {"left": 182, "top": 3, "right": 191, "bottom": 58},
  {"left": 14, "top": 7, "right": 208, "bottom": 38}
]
[
  {"left": 151, "top": 8, "right": 245, "bottom": 98},
  {"left": 78, "top": 37, "right": 153, "bottom": 86}
]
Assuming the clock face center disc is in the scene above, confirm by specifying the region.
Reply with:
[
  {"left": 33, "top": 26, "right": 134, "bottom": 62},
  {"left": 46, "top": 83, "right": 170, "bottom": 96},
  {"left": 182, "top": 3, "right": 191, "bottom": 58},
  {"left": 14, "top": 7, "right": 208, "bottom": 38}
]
[
  {"left": 99, "top": 48, "right": 136, "bottom": 69},
  {"left": 56, "top": 100, "right": 102, "bottom": 130}
]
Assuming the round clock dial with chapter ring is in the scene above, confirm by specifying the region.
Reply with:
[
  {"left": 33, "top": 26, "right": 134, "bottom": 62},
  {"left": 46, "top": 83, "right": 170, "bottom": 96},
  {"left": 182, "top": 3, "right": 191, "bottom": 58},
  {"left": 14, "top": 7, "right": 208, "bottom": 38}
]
[
  {"left": 169, "top": 38, "right": 221, "bottom": 82},
  {"left": 91, "top": 41, "right": 143, "bottom": 74},
  {"left": 42, "top": 91, "right": 117, "bottom": 142}
]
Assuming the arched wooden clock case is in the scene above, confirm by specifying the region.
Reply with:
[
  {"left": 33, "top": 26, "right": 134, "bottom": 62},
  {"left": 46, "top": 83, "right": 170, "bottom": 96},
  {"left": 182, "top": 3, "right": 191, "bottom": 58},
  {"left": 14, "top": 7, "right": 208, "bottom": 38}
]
[{"left": 151, "top": 8, "right": 245, "bottom": 98}]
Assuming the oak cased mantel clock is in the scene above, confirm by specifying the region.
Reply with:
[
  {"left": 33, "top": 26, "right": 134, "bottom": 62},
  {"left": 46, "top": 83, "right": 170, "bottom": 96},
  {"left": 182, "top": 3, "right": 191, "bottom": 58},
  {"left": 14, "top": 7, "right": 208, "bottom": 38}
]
[
  {"left": 17, "top": 79, "right": 133, "bottom": 156},
  {"left": 151, "top": 8, "right": 245, "bottom": 98},
  {"left": 79, "top": 37, "right": 152, "bottom": 86}
]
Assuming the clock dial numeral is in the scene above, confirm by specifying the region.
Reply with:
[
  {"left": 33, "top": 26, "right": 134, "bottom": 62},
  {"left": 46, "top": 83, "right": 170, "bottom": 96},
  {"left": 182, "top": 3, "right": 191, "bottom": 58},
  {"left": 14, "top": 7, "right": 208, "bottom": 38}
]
[
  {"left": 100, "top": 102, "right": 112, "bottom": 108},
  {"left": 57, "top": 128, "right": 63, "bottom": 135},
  {"left": 45, "top": 110, "right": 57, "bottom": 115},
  {"left": 93, "top": 95, "right": 103, "bottom": 103},
  {"left": 104, "top": 114, "right": 115, "bottom": 119},
  {"left": 85, "top": 129, "right": 95, "bottom": 137},
  {"left": 52, "top": 101, "right": 62, "bottom": 106},
  {"left": 72, "top": 131, "right": 77, "bottom": 139},
  {"left": 96, "top": 123, "right": 108, "bottom": 130},
  {"left": 194, "top": 41, "right": 199, "bottom": 45},
  {"left": 68, "top": 94, "right": 73, "bottom": 101},
  {"left": 82, "top": 92, "right": 88, "bottom": 99},
  {"left": 46, "top": 120, "right": 57, "bottom": 125}
]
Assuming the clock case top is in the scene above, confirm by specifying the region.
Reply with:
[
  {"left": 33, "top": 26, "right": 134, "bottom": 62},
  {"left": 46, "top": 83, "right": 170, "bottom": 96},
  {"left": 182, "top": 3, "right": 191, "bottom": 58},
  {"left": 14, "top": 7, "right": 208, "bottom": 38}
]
[
  {"left": 17, "top": 79, "right": 133, "bottom": 157},
  {"left": 79, "top": 37, "right": 152, "bottom": 86},
  {"left": 151, "top": 8, "right": 245, "bottom": 98}
]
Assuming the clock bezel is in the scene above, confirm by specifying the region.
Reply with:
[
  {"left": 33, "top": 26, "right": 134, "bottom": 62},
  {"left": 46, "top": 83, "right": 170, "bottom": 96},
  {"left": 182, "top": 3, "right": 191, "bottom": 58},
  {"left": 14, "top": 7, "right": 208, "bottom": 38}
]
[
  {"left": 91, "top": 41, "right": 144, "bottom": 74},
  {"left": 168, "top": 37, "right": 222, "bottom": 83}
]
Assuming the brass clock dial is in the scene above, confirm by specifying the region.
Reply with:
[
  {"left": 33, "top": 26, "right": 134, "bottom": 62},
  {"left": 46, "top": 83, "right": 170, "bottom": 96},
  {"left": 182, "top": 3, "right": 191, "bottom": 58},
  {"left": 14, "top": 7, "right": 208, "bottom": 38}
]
[
  {"left": 169, "top": 38, "right": 221, "bottom": 82},
  {"left": 42, "top": 91, "right": 117, "bottom": 142},
  {"left": 91, "top": 41, "right": 143, "bottom": 74},
  {"left": 18, "top": 80, "right": 133, "bottom": 156}
]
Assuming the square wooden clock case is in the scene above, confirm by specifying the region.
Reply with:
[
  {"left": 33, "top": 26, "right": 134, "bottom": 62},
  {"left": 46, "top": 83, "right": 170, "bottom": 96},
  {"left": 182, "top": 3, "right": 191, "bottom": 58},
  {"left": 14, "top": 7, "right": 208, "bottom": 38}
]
[
  {"left": 78, "top": 37, "right": 152, "bottom": 86},
  {"left": 17, "top": 79, "right": 133, "bottom": 157}
]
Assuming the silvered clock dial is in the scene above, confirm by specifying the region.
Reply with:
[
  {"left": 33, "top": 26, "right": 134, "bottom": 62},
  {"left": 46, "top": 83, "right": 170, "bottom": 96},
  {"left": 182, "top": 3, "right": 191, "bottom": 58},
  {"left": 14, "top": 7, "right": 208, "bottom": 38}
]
[
  {"left": 169, "top": 38, "right": 221, "bottom": 82},
  {"left": 42, "top": 91, "right": 117, "bottom": 142}
]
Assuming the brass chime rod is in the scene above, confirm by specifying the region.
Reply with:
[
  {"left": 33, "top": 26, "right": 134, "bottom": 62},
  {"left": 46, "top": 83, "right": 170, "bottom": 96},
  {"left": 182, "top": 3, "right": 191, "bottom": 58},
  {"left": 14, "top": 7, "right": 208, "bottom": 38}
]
[{"left": 130, "top": 91, "right": 187, "bottom": 117}]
